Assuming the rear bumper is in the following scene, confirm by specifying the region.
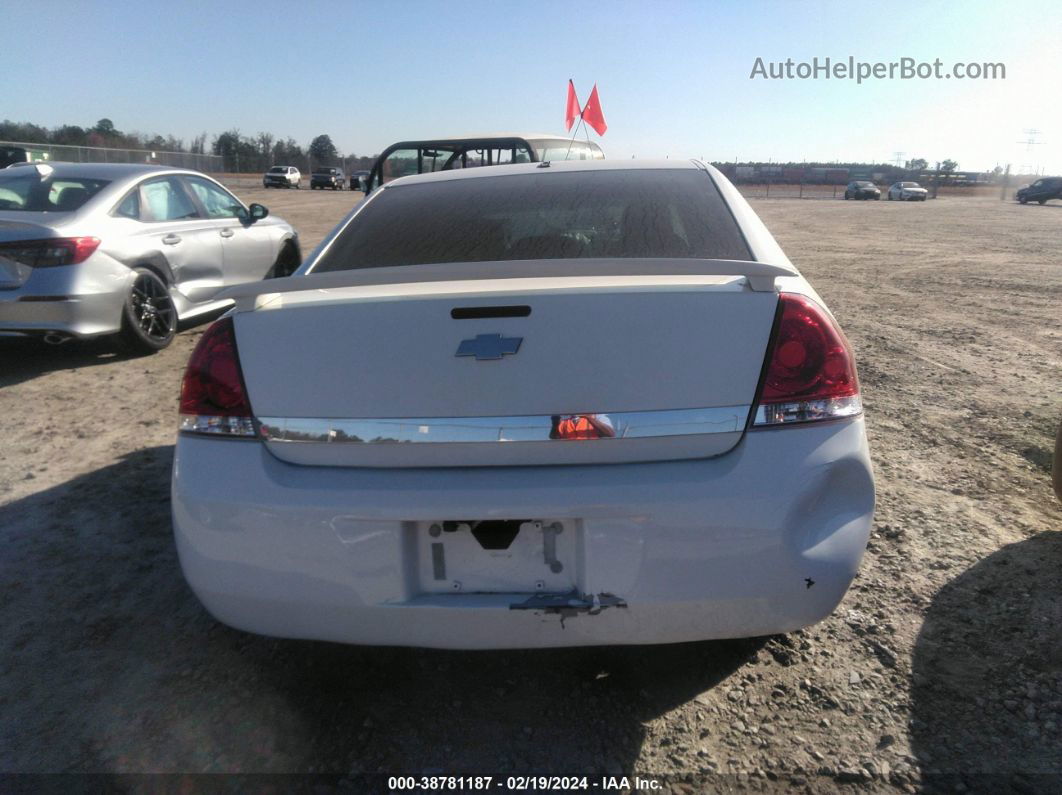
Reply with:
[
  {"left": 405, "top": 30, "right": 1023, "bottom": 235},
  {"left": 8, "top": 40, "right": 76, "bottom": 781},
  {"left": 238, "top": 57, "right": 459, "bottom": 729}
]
[
  {"left": 172, "top": 418, "right": 875, "bottom": 648},
  {"left": 0, "top": 255, "right": 131, "bottom": 337}
]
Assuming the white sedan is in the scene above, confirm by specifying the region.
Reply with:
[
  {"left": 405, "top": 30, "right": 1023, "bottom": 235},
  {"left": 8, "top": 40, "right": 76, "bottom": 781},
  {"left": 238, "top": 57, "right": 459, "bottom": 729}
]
[
  {"left": 887, "top": 181, "right": 928, "bottom": 201},
  {"left": 172, "top": 160, "right": 875, "bottom": 649}
]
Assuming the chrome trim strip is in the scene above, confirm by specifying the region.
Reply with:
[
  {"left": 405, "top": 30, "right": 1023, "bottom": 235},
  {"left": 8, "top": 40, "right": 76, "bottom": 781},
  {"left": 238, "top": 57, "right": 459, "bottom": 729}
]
[{"left": 258, "top": 405, "right": 750, "bottom": 445}]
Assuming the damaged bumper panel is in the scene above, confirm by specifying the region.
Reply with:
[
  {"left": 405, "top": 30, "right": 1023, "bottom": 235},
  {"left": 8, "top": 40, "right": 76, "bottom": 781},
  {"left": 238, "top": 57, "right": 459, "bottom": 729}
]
[
  {"left": 0, "top": 257, "right": 131, "bottom": 337},
  {"left": 172, "top": 418, "right": 874, "bottom": 649}
]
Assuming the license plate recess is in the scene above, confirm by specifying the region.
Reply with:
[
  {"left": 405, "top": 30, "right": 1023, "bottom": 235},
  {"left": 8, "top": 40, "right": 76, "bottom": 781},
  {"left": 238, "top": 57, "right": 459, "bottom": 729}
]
[{"left": 416, "top": 519, "right": 579, "bottom": 594}]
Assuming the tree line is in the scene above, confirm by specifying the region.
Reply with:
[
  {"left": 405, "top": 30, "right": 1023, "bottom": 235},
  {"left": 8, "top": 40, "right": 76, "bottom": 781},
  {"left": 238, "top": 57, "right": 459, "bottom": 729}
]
[
  {"left": 712, "top": 158, "right": 968, "bottom": 174},
  {"left": 0, "top": 118, "right": 377, "bottom": 174}
]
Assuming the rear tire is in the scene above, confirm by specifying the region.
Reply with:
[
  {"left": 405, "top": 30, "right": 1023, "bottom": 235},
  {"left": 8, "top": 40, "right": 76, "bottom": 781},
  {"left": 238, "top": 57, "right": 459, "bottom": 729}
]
[
  {"left": 119, "top": 268, "right": 177, "bottom": 353},
  {"left": 1039, "top": 199, "right": 1047, "bottom": 205}
]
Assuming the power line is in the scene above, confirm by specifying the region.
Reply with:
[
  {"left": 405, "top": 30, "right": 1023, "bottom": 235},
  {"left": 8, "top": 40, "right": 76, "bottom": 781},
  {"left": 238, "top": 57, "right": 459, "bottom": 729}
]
[{"left": 1016, "top": 128, "right": 1045, "bottom": 149}]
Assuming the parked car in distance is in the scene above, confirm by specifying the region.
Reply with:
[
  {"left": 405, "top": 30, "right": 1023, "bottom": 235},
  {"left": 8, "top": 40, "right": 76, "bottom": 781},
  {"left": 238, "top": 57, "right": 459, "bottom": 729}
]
[
  {"left": 844, "top": 180, "right": 881, "bottom": 200},
  {"left": 263, "top": 166, "right": 301, "bottom": 189},
  {"left": 1015, "top": 177, "right": 1062, "bottom": 205},
  {"left": 311, "top": 167, "right": 346, "bottom": 190},
  {"left": 0, "top": 162, "right": 300, "bottom": 352},
  {"left": 349, "top": 170, "right": 369, "bottom": 191},
  {"left": 172, "top": 159, "right": 875, "bottom": 649},
  {"left": 887, "top": 181, "right": 928, "bottom": 201}
]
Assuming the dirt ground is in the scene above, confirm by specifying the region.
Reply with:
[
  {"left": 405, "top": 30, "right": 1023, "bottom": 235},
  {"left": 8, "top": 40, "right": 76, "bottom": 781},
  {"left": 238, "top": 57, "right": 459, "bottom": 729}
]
[{"left": 1, "top": 188, "right": 1060, "bottom": 791}]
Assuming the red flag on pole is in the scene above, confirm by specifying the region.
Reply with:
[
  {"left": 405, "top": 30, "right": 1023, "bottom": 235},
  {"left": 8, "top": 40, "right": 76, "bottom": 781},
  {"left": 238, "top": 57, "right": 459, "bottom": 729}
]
[
  {"left": 565, "top": 80, "right": 581, "bottom": 131},
  {"left": 581, "top": 84, "right": 607, "bottom": 136}
]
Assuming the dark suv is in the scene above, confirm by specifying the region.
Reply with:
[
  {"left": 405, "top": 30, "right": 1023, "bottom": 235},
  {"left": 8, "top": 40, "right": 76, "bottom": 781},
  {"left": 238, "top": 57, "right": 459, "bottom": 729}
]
[
  {"left": 311, "top": 167, "right": 345, "bottom": 190},
  {"left": 1016, "top": 177, "right": 1062, "bottom": 205}
]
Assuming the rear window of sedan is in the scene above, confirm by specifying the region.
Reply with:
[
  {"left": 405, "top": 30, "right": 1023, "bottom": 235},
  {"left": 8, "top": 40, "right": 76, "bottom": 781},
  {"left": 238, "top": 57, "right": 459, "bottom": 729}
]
[
  {"left": 312, "top": 169, "right": 752, "bottom": 271},
  {"left": 0, "top": 174, "right": 110, "bottom": 212}
]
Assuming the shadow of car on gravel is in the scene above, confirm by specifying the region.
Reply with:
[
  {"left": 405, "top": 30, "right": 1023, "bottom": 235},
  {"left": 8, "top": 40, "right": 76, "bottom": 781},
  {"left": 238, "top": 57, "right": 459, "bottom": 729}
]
[
  {"left": 0, "top": 446, "right": 766, "bottom": 779},
  {"left": 0, "top": 309, "right": 228, "bottom": 389},
  {"left": 910, "top": 531, "right": 1062, "bottom": 792},
  {"left": 0, "top": 337, "right": 136, "bottom": 388}
]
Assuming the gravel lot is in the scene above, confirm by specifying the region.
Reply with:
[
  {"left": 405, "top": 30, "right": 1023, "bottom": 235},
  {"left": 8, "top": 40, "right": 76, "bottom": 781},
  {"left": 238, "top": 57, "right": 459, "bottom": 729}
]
[{"left": 2, "top": 187, "right": 1060, "bottom": 790}]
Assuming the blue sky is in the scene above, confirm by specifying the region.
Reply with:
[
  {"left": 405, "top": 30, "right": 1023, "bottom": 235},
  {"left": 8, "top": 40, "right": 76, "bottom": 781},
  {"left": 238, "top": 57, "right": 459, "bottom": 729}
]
[{"left": 9, "top": 0, "right": 1062, "bottom": 172}]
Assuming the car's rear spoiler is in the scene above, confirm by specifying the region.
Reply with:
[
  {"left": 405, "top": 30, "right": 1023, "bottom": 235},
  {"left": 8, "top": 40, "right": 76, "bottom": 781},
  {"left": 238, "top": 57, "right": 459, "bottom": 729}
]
[{"left": 222, "top": 258, "right": 796, "bottom": 310}]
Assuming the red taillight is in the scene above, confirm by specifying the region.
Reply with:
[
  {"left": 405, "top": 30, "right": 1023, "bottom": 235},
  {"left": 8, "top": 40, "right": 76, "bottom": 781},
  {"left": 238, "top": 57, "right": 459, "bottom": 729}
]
[
  {"left": 178, "top": 317, "right": 257, "bottom": 437},
  {"left": 66, "top": 237, "right": 101, "bottom": 263},
  {"left": 752, "top": 293, "right": 862, "bottom": 426},
  {"left": 0, "top": 237, "right": 100, "bottom": 267}
]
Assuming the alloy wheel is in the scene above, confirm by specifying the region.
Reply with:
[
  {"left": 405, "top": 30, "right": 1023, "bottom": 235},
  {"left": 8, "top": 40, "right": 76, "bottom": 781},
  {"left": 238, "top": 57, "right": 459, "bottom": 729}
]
[{"left": 129, "top": 272, "right": 176, "bottom": 343}]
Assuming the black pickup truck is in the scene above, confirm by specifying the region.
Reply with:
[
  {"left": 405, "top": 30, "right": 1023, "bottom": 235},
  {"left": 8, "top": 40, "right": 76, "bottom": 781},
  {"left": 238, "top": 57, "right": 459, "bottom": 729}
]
[
  {"left": 311, "top": 167, "right": 346, "bottom": 190},
  {"left": 1016, "top": 176, "right": 1062, "bottom": 205}
]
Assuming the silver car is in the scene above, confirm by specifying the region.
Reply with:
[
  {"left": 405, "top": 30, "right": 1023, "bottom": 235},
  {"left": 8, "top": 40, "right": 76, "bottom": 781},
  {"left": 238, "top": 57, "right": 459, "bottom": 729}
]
[
  {"left": 887, "top": 181, "right": 928, "bottom": 201},
  {"left": 0, "top": 163, "right": 300, "bottom": 352}
]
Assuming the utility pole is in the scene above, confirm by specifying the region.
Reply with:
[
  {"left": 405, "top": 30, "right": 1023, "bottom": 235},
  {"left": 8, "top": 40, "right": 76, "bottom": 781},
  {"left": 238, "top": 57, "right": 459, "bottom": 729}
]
[
  {"left": 999, "top": 164, "right": 1010, "bottom": 201},
  {"left": 1016, "top": 129, "right": 1045, "bottom": 178}
]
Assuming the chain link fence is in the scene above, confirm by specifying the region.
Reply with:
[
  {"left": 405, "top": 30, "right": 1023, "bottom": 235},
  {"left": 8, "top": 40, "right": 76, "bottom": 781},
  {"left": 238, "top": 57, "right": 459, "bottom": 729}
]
[{"left": 0, "top": 140, "right": 223, "bottom": 172}]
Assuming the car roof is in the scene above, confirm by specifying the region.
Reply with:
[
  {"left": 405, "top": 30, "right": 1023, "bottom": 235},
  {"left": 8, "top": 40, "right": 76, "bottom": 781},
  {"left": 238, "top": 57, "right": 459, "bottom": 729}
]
[
  {"left": 0, "top": 162, "right": 199, "bottom": 180},
  {"left": 380, "top": 158, "right": 702, "bottom": 189}
]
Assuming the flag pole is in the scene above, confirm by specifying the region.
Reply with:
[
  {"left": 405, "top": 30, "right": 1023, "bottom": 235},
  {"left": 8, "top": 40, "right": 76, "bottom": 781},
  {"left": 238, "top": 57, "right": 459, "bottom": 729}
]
[{"left": 564, "top": 114, "right": 585, "bottom": 160}]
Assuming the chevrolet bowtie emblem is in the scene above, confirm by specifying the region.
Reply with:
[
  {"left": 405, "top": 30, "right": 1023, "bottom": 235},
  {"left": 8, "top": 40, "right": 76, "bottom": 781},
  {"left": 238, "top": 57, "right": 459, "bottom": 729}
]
[{"left": 455, "top": 333, "right": 523, "bottom": 361}]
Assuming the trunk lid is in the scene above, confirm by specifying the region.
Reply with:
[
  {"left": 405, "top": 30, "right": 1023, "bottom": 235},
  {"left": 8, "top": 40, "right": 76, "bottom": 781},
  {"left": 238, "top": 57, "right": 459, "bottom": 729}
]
[
  {"left": 0, "top": 218, "right": 67, "bottom": 289},
  {"left": 233, "top": 269, "right": 780, "bottom": 467},
  {"left": 0, "top": 216, "right": 68, "bottom": 240}
]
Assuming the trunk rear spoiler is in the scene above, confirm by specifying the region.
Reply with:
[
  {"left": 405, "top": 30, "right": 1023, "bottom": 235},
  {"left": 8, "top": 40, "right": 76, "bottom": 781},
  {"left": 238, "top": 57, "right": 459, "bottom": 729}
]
[{"left": 222, "top": 258, "right": 795, "bottom": 310}]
